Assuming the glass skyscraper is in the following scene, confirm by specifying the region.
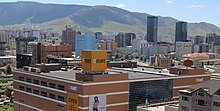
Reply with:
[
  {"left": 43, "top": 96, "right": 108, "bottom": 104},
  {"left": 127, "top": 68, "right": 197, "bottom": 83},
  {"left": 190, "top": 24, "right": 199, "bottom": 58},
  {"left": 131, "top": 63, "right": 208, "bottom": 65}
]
[
  {"left": 175, "top": 21, "right": 188, "bottom": 42},
  {"left": 75, "top": 32, "right": 98, "bottom": 57},
  {"left": 146, "top": 16, "right": 158, "bottom": 42}
]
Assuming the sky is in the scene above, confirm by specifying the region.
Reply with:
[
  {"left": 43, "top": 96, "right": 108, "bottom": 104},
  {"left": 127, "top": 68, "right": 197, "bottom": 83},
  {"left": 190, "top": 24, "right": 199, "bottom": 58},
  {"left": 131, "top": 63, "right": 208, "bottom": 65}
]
[{"left": 0, "top": 0, "right": 219, "bottom": 27}]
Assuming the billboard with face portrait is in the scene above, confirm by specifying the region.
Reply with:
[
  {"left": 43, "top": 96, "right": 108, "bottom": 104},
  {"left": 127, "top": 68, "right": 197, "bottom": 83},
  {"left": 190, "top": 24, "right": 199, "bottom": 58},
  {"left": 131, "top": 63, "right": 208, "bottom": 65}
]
[
  {"left": 89, "top": 94, "right": 106, "bottom": 111},
  {"left": 67, "top": 93, "right": 78, "bottom": 111}
]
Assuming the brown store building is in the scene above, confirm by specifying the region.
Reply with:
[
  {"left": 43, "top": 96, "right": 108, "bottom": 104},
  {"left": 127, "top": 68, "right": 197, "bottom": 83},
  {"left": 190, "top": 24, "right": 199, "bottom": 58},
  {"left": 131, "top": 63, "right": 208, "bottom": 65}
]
[
  {"left": 31, "top": 43, "right": 72, "bottom": 65},
  {"left": 13, "top": 50, "right": 211, "bottom": 111}
]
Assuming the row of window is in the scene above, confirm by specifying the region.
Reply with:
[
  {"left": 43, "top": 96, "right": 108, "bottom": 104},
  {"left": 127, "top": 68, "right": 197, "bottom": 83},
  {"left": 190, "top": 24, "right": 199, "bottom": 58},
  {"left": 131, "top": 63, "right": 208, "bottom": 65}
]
[
  {"left": 18, "top": 76, "right": 65, "bottom": 91},
  {"left": 182, "top": 96, "right": 220, "bottom": 108},
  {"left": 196, "top": 91, "right": 207, "bottom": 97},
  {"left": 213, "top": 101, "right": 220, "bottom": 107},
  {"left": 196, "top": 99, "right": 207, "bottom": 106},
  {"left": 19, "top": 86, "right": 65, "bottom": 102}
]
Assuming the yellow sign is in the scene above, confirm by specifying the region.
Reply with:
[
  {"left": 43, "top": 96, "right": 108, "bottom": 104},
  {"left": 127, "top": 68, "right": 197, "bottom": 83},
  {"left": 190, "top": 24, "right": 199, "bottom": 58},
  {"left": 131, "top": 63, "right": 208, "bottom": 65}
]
[
  {"left": 81, "top": 50, "right": 107, "bottom": 71},
  {"left": 67, "top": 93, "right": 78, "bottom": 111}
]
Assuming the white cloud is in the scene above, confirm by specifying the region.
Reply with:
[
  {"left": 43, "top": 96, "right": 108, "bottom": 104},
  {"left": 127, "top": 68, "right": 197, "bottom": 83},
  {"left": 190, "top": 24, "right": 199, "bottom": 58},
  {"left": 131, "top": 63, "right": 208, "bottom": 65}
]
[
  {"left": 187, "top": 4, "right": 204, "bottom": 8},
  {"left": 166, "top": 0, "right": 173, "bottom": 4},
  {"left": 115, "top": 3, "right": 126, "bottom": 8}
]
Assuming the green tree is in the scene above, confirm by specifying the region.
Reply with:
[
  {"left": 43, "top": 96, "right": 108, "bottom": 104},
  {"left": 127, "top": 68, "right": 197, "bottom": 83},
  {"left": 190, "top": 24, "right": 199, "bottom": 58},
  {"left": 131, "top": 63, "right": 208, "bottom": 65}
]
[
  {"left": 0, "top": 62, "right": 3, "bottom": 67},
  {"left": 125, "top": 55, "right": 129, "bottom": 60},
  {"left": 140, "top": 57, "right": 143, "bottom": 61},
  {"left": 6, "top": 65, "right": 12, "bottom": 74},
  {"left": 115, "top": 54, "right": 119, "bottom": 59},
  {"left": 135, "top": 56, "right": 139, "bottom": 59}
]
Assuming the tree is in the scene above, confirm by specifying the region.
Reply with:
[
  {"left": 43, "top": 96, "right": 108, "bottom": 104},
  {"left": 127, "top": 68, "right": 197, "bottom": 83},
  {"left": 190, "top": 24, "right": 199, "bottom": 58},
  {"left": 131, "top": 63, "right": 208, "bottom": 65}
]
[
  {"left": 6, "top": 65, "right": 12, "bottom": 74},
  {"left": 0, "top": 62, "right": 3, "bottom": 67},
  {"left": 140, "top": 56, "right": 143, "bottom": 61},
  {"left": 135, "top": 56, "right": 139, "bottom": 59},
  {"left": 125, "top": 55, "right": 129, "bottom": 60},
  {"left": 115, "top": 54, "right": 119, "bottom": 59}
]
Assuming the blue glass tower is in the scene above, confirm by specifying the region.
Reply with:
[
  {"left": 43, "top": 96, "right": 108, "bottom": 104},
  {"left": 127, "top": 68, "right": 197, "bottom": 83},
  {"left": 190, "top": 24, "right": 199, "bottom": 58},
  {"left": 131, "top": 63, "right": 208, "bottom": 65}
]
[
  {"left": 175, "top": 21, "right": 188, "bottom": 42},
  {"left": 75, "top": 32, "right": 98, "bottom": 57},
  {"left": 146, "top": 16, "right": 158, "bottom": 42}
]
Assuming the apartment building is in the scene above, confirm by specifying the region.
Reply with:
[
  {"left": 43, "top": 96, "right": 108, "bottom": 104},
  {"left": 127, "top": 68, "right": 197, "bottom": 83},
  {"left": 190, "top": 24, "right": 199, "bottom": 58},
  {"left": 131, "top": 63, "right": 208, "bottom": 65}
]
[{"left": 179, "top": 80, "right": 220, "bottom": 111}]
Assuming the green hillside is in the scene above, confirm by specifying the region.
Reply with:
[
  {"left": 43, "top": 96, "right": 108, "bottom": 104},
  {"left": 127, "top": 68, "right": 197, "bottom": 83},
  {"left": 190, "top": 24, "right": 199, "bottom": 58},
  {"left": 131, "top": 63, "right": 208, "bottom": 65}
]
[{"left": 1, "top": 1, "right": 220, "bottom": 36}]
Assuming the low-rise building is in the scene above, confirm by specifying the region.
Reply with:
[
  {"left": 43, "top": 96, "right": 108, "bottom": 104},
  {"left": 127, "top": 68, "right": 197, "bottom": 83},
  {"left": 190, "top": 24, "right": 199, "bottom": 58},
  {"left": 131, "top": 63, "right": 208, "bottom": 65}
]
[
  {"left": 179, "top": 80, "right": 220, "bottom": 111},
  {"left": 13, "top": 50, "right": 211, "bottom": 111},
  {"left": 150, "top": 55, "right": 173, "bottom": 68}
]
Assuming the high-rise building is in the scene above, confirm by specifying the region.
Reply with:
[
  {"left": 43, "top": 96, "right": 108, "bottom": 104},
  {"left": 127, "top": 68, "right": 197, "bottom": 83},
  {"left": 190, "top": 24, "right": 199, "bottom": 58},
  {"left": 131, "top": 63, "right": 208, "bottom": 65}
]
[
  {"left": 206, "top": 33, "right": 220, "bottom": 44},
  {"left": 75, "top": 32, "right": 98, "bottom": 57},
  {"left": 31, "top": 43, "right": 72, "bottom": 65},
  {"left": 124, "top": 33, "right": 136, "bottom": 46},
  {"left": 175, "top": 21, "right": 187, "bottom": 42},
  {"left": 98, "top": 40, "right": 117, "bottom": 54},
  {"left": 62, "top": 25, "right": 76, "bottom": 51},
  {"left": 0, "top": 30, "right": 11, "bottom": 56},
  {"left": 95, "top": 32, "right": 103, "bottom": 40},
  {"left": 115, "top": 32, "right": 125, "bottom": 47},
  {"left": 115, "top": 32, "right": 136, "bottom": 47},
  {"left": 175, "top": 41, "right": 192, "bottom": 59},
  {"left": 98, "top": 40, "right": 117, "bottom": 60},
  {"left": 15, "top": 37, "right": 35, "bottom": 54},
  {"left": 193, "top": 36, "right": 205, "bottom": 45},
  {"left": 0, "top": 30, "right": 11, "bottom": 45},
  {"left": 146, "top": 16, "right": 158, "bottom": 42},
  {"left": 0, "top": 42, "right": 6, "bottom": 56}
]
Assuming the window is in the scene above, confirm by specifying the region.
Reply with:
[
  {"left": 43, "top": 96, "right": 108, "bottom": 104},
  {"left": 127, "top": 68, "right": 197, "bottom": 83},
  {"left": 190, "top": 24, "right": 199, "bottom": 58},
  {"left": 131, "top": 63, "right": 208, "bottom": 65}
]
[
  {"left": 41, "top": 81, "right": 47, "bottom": 87},
  {"left": 33, "top": 89, "right": 39, "bottom": 95},
  {"left": 49, "top": 83, "right": 56, "bottom": 89},
  {"left": 197, "top": 91, "right": 205, "bottom": 97},
  {"left": 182, "top": 96, "right": 189, "bottom": 101},
  {"left": 57, "top": 104, "right": 64, "bottom": 107},
  {"left": 41, "top": 91, "right": 47, "bottom": 97},
  {"left": 26, "top": 87, "right": 32, "bottom": 93},
  {"left": 26, "top": 78, "right": 32, "bottom": 83},
  {"left": 19, "top": 76, "right": 25, "bottom": 81},
  {"left": 33, "top": 79, "right": 39, "bottom": 85},
  {"left": 181, "top": 106, "right": 189, "bottom": 111},
  {"left": 57, "top": 85, "right": 65, "bottom": 91},
  {"left": 58, "top": 96, "right": 64, "bottom": 102},
  {"left": 197, "top": 99, "right": 207, "bottom": 106},
  {"left": 49, "top": 93, "right": 56, "bottom": 99},
  {"left": 19, "top": 86, "right": 25, "bottom": 91},
  {"left": 213, "top": 101, "right": 220, "bottom": 107}
]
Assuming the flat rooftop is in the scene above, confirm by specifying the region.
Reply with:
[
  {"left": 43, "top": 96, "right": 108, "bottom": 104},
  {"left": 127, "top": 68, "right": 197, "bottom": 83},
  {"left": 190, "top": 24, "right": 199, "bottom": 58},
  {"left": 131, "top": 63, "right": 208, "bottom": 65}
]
[
  {"left": 25, "top": 66, "right": 177, "bottom": 81},
  {"left": 41, "top": 69, "right": 79, "bottom": 81},
  {"left": 108, "top": 67, "right": 176, "bottom": 79},
  {"left": 41, "top": 68, "right": 120, "bottom": 81}
]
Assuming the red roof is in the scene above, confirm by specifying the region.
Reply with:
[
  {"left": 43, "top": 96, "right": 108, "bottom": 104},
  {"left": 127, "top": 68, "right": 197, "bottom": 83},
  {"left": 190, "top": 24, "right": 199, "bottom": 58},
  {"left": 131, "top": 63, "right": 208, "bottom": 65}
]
[{"left": 183, "top": 53, "right": 209, "bottom": 57}]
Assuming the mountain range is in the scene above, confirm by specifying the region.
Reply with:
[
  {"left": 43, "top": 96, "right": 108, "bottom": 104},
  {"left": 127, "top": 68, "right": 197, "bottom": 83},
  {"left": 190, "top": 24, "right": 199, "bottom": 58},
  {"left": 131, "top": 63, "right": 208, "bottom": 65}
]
[{"left": 0, "top": 1, "right": 220, "bottom": 37}]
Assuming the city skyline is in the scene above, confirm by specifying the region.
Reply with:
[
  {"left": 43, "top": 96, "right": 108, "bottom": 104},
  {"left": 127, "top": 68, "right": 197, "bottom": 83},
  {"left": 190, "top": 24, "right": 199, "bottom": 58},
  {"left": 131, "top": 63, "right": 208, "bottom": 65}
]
[{"left": 0, "top": 0, "right": 219, "bottom": 27}]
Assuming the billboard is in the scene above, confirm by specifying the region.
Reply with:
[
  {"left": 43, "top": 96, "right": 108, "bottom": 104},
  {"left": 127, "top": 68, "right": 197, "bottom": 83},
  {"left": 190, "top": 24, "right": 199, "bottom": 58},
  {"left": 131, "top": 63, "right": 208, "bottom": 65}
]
[
  {"left": 82, "top": 50, "right": 107, "bottom": 71},
  {"left": 89, "top": 94, "right": 106, "bottom": 111},
  {"left": 67, "top": 93, "right": 78, "bottom": 111}
]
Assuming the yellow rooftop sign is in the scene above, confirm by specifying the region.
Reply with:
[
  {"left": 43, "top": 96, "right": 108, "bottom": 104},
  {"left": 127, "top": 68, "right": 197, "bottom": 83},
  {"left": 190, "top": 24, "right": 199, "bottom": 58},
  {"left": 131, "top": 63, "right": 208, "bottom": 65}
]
[{"left": 81, "top": 50, "right": 107, "bottom": 71}]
